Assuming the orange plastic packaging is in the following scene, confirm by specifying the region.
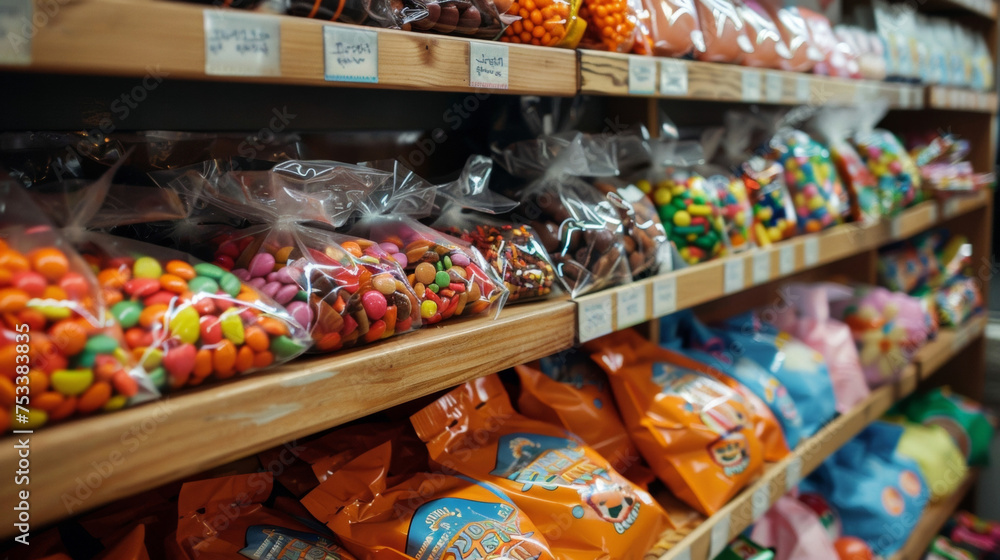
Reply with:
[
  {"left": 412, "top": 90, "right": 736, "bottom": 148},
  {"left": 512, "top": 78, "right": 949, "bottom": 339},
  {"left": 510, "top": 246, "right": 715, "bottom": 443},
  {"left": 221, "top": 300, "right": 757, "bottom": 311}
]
[
  {"left": 632, "top": 0, "right": 701, "bottom": 57},
  {"left": 176, "top": 473, "right": 355, "bottom": 559},
  {"left": 500, "top": 0, "right": 586, "bottom": 47},
  {"left": 770, "top": 5, "right": 820, "bottom": 72},
  {"left": 301, "top": 440, "right": 558, "bottom": 560},
  {"left": 411, "top": 374, "right": 674, "bottom": 557},
  {"left": 586, "top": 329, "right": 782, "bottom": 515},
  {"left": 579, "top": 0, "right": 640, "bottom": 52},
  {"left": 694, "top": 0, "right": 753, "bottom": 63},
  {"left": 736, "top": 0, "right": 791, "bottom": 68},
  {"left": 96, "top": 525, "right": 150, "bottom": 560}
]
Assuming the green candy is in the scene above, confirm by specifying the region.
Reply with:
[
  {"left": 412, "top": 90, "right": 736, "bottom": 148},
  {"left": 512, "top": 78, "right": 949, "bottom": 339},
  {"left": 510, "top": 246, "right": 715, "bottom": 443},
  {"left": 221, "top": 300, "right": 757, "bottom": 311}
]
[
  {"left": 270, "top": 335, "right": 304, "bottom": 359},
  {"left": 193, "top": 263, "right": 226, "bottom": 280},
  {"left": 694, "top": 236, "right": 717, "bottom": 250},
  {"left": 111, "top": 301, "right": 142, "bottom": 328},
  {"left": 294, "top": 290, "right": 309, "bottom": 302},
  {"left": 434, "top": 271, "right": 451, "bottom": 288},
  {"left": 443, "top": 255, "right": 452, "bottom": 269},
  {"left": 219, "top": 272, "right": 242, "bottom": 297},
  {"left": 189, "top": 276, "right": 220, "bottom": 294},
  {"left": 84, "top": 334, "right": 119, "bottom": 355},
  {"left": 672, "top": 198, "right": 687, "bottom": 210},
  {"left": 148, "top": 366, "right": 167, "bottom": 389},
  {"left": 429, "top": 283, "right": 440, "bottom": 293},
  {"left": 658, "top": 207, "right": 674, "bottom": 223},
  {"left": 435, "top": 261, "right": 444, "bottom": 272},
  {"left": 673, "top": 225, "right": 703, "bottom": 235},
  {"left": 76, "top": 350, "right": 97, "bottom": 369}
]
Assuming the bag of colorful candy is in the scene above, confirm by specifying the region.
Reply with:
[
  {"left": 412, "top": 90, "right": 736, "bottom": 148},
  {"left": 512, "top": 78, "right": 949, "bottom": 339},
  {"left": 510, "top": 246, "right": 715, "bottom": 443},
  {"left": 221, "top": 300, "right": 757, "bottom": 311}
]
[
  {"left": 287, "top": 0, "right": 512, "bottom": 40},
  {"left": 0, "top": 181, "right": 159, "bottom": 431},
  {"left": 499, "top": 0, "right": 586, "bottom": 46},
  {"left": 809, "top": 107, "right": 887, "bottom": 223},
  {"left": 850, "top": 103, "right": 923, "bottom": 214},
  {"left": 908, "top": 132, "right": 995, "bottom": 197},
  {"left": 699, "top": 127, "right": 754, "bottom": 252},
  {"left": 578, "top": 0, "right": 641, "bottom": 52},
  {"left": 767, "top": 127, "right": 851, "bottom": 233}
]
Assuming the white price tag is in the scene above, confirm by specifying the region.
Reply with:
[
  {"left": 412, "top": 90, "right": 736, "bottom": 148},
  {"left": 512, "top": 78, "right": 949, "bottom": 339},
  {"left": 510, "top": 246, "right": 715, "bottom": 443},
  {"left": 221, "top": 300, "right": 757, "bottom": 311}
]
[
  {"left": 912, "top": 87, "right": 924, "bottom": 108},
  {"left": 752, "top": 251, "right": 772, "bottom": 285},
  {"left": 890, "top": 216, "right": 903, "bottom": 239},
  {"left": 751, "top": 483, "right": 771, "bottom": 522},
  {"left": 804, "top": 237, "right": 820, "bottom": 266},
  {"left": 724, "top": 259, "right": 745, "bottom": 295},
  {"left": 629, "top": 56, "right": 657, "bottom": 95},
  {"left": 709, "top": 514, "right": 732, "bottom": 558},
  {"left": 928, "top": 204, "right": 939, "bottom": 224},
  {"left": 673, "top": 547, "right": 691, "bottom": 560},
  {"left": 616, "top": 284, "right": 648, "bottom": 329},
  {"left": 943, "top": 198, "right": 961, "bottom": 218},
  {"left": 953, "top": 322, "right": 976, "bottom": 352},
  {"left": 469, "top": 42, "right": 509, "bottom": 89},
  {"left": 324, "top": 26, "right": 378, "bottom": 83},
  {"left": 659, "top": 59, "right": 689, "bottom": 96},
  {"left": 785, "top": 456, "right": 803, "bottom": 491},
  {"left": 204, "top": 11, "right": 281, "bottom": 77},
  {"left": 742, "top": 70, "right": 763, "bottom": 102},
  {"left": 578, "top": 295, "right": 613, "bottom": 343},
  {"left": 0, "top": 0, "right": 31, "bottom": 65},
  {"left": 653, "top": 275, "right": 678, "bottom": 317},
  {"left": 766, "top": 72, "right": 783, "bottom": 102},
  {"left": 898, "top": 86, "right": 910, "bottom": 108},
  {"left": 796, "top": 76, "right": 811, "bottom": 103},
  {"left": 779, "top": 245, "right": 795, "bottom": 275}
]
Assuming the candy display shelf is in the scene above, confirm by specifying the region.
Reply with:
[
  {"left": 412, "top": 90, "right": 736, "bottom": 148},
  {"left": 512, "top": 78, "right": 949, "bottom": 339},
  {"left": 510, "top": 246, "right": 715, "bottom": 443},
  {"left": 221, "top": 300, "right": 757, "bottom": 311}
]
[
  {"left": 645, "top": 316, "right": 987, "bottom": 560},
  {"left": 927, "top": 86, "right": 1000, "bottom": 112},
  {"left": 935, "top": 0, "right": 998, "bottom": 19},
  {"left": 889, "top": 469, "right": 981, "bottom": 560}
]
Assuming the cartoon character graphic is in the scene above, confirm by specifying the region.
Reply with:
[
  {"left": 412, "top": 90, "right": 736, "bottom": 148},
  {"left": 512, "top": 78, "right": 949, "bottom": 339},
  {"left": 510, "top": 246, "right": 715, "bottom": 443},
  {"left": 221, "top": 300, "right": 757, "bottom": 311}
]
[
  {"left": 239, "top": 525, "right": 348, "bottom": 560},
  {"left": 407, "top": 497, "right": 548, "bottom": 560},
  {"left": 507, "top": 437, "right": 543, "bottom": 471},
  {"left": 582, "top": 477, "right": 638, "bottom": 524},
  {"left": 708, "top": 433, "right": 751, "bottom": 476}
]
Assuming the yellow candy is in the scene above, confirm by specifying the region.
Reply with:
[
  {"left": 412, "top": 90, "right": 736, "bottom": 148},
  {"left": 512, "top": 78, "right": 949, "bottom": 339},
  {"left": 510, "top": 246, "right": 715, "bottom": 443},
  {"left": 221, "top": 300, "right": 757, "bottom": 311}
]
[
  {"left": 768, "top": 227, "right": 783, "bottom": 242},
  {"left": 51, "top": 368, "right": 94, "bottom": 396},
  {"left": 672, "top": 186, "right": 687, "bottom": 196},
  {"left": 169, "top": 306, "right": 200, "bottom": 344},
  {"left": 274, "top": 246, "right": 294, "bottom": 268},
  {"left": 636, "top": 179, "right": 652, "bottom": 193},
  {"left": 754, "top": 223, "right": 771, "bottom": 247},
  {"left": 653, "top": 188, "right": 672, "bottom": 207},
  {"left": 687, "top": 234, "right": 697, "bottom": 242},
  {"left": 103, "top": 394, "right": 129, "bottom": 411},
  {"left": 12, "top": 408, "right": 47, "bottom": 429},
  {"left": 220, "top": 309, "right": 245, "bottom": 345},
  {"left": 688, "top": 204, "right": 712, "bottom": 217},
  {"left": 673, "top": 210, "right": 692, "bottom": 227},
  {"left": 30, "top": 303, "right": 72, "bottom": 320},
  {"left": 420, "top": 300, "right": 437, "bottom": 319},
  {"left": 756, "top": 207, "right": 773, "bottom": 221},
  {"left": 735, "top": 211, "right": 746, "bottom": 226},
  {"left": 133, "top": 256, "right": 163, "bottom": 279},
  {"left": 141, "top": 348, "right": 163, "bottom": 370},
  {"left": 808, "top": 197, "right": 825, "bottom": 211},
  {"left": 794, "top": 194, "right": 806, "bottom": 208}
]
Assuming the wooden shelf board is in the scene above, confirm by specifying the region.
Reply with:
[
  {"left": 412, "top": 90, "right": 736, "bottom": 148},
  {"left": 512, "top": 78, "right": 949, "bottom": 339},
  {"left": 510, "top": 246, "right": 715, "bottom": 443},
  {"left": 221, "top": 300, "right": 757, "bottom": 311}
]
[
  {"left": 890, "top": 469, "right": 980, "bottom": 560},
  {"left": 0, "top": 298, "right": 575, "bottom": 532},
  {"left": 927, "top": 86, "right": 999, "bottom": 113},
  {"left": 646, "top": 317, "right": 987, "bottom": 560}
]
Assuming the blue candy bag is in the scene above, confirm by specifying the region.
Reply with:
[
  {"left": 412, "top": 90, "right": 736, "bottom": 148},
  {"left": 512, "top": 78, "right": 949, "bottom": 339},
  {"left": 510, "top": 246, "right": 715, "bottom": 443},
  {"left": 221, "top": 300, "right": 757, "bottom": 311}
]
[
  {"left": 661, "top": 310, "right": 803, "bottom": 449},
  {"left": 801, "top": 421, "right": 929, "bottom": 556}
]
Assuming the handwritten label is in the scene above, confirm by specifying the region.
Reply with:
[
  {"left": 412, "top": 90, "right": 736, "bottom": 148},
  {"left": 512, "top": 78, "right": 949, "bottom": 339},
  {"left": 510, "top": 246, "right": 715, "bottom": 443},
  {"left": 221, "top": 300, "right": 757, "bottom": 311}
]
[
  {"left": 616, "top": 284, "right": 648, "bottom": 329},
  {"left": 323, "top": 26, "right": 378, "bottom": 83},
  {"left": 659, "top": 59, "right": 688, "bottom": 95},
  {"left": 943, "top": 198, "right": 961, "bottom": 219},
  {"left": 752, "top": 483, "right": 771, "bottom": 521},
  {"left": 0, "top": 0, "right": 31, "bottom": 65},
  {"left": 469, "top": 42, "right": 508, "bottom": 89},
  {"left": 709, "top": 514, "right": 732, "bottom": 558},
  {"left": 629, "top": 56, "right": 657, "bottom": 95},
  {"left": 204, "top": 11, "right": 281, "bottom": 77},
  {"left": 742, "top": 70, "right": 762, "bottom": 102},
  {"left": 752, "top": 251, "right": 772, "bottom": 285},
  {"left": 779, "top": 245, "right": 795, "bottom": 275},
  {"left": 578, "top": 294, "right": 613, "bottom": 343},
  {"left": 653, "top": 275, "right": 677, "bottom": 317},
  {"left": 766, "top": 72, "right": 783, "bottom": 102},
  {"left": 796, "top": 76, "right": 811, "bottom": 103},
  {"left": 804, "top": 237, "right": 820, "bottom": 267},
  {"left": 785, "top": 456, "right": 803, "bottom": 491},
  {"left": 724, "top": 259, "right": 745, "bottom": 295}
]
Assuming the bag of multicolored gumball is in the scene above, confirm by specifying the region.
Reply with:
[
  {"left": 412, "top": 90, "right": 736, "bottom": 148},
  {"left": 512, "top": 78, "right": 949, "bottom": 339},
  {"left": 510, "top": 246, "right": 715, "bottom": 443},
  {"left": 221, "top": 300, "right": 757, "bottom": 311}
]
[
  {"left": 850, "top": 103, "right": 923, "bottom": 214},
  {"left": 809, "top": 107, "right": 887, "bottom": 223},
  {"left": 767, "top": 127, "right": 851, "bottom": 233},
  {"left": 155, "top": 158, "right": 424, "bottom": 353},
  {"left": 698, "top": 128, "right": 754, "bottom": 253},
  {"left": 0, "top": 181, "right": 159, "bottom": 431}
]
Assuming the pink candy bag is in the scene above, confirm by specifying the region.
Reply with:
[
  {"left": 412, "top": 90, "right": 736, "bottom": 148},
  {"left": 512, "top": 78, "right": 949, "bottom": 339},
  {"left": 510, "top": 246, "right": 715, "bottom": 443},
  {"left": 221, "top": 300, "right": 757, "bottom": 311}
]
[
  {"left": 768, "top": 283, "right": 869, "bottom": 412},
  {"left": 751, "top": 495, "right": 839, "bottom": 560}
]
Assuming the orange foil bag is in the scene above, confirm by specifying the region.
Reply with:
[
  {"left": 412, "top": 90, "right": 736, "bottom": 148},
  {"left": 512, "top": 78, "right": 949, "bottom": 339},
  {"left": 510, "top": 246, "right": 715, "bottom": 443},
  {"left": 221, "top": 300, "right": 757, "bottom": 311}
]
[
  {"left": 176, "top": 473, "right": 355, "bottom": 560},
  {"left": 694, "top": 0, "right": 753, "bottom": 63},
  {"left": 634, "top": 0, "right": 701, "bottom": 57},
  {"left": 411, "top": 374, "right": 674, "bottom": 557},
  {"left": 737, "top": 0, "right": 791, "bottom": 68},
  {"left": 301, "top": 440, "right": 558, "bottom": 560},
  {"left": 586, "top": 329, "right": 774, "bottom": 515}
]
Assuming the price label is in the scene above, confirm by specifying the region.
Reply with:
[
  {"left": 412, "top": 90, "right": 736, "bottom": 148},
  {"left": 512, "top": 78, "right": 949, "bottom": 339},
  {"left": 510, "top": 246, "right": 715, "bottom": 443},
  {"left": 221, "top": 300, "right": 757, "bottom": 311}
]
[
  {"left": 204, "top": 11, "right": 281, "bottom": 77},
  {"left": 469, "top": 42, "right": 509, "bottom": 89},
  {"left": 673, "top": 547, "right": 692, "bottom": 560},
  {"left": 779, "top": 245, "right": 795, "bottom": 275},
  {"left": 890, "top": 216, "right": 904, "bottom": 239},
  {"left": 742, "top": 70, "right": 763, "bottom": 102},
  {"left": 752, "top": 251, "right": 772, "bottom": 285},
  {"left": 785, "top": 456, "right": 803, "bottom": 492},
  {"left": 709, "top": 514, "right": 732, "bottom": 558},
  {"left": 766, "top": 72, "right": 783, "bottom": 102},
  {"left": 898, "top": 86, "right": 910, "bottom": 108},
  {"left": 953, "top": 321, "right": 978, "bottom": 352},
  {"left": 616, "top": 284, "right": 648, "bottom": 329},
  {"left": 653, "top": 275, "right": 677, "bottom": 317},
  {"left": 796, "top": 76, "right": 811, "bottom": 103},
  {"left": 724, "top": 259, "right": 745, "bottom": 295},
  {"left": 943, "top": 198, "right": 961, "bottom": 218},
  {"left": 913, "top": 87, "right": 924, "bottom": 109},
  {"left": 928, "top": 204, "right": 939, "bottom": 225},
  {"left": 752, "top": 483, "right": 771, "bottom": 521},
  {"left": 578, "top": 295, "right": 613, "bottom": 343},
  {"left": 660, "top": 59, "right": 689, "bottom": 96},
  {"left": 629, "top": 56, "right": 657, "bottom": 95},
  {"left": 0, "top": 0, "right": 31, "bottom": 65},
  {"left": 324, "top": 26, "right": 378, "bottom": 83},
  {"left": 804, "top": 237, "right": 820, "bottom": 267}
]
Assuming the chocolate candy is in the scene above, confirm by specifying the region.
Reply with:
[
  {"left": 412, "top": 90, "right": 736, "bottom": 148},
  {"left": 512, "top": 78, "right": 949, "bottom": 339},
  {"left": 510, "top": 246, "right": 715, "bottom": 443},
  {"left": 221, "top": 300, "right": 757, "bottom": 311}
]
[
  {"left": 593, "top": 179, "right": 670, "bottom": 278},
  {"left": 769, "top": 130, "right": 850, "bottom": 234}
]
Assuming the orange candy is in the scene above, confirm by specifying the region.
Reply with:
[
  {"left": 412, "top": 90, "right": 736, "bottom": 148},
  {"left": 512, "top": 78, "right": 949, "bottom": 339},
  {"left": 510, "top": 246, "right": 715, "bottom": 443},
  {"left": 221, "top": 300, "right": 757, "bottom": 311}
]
[
  {"left": 139, "top": 304, "right": 169, "bottom": 329},
  {"left": 341, "top": 241, "right": 363, "bottom": 258},
  {"left": 49, "top": 319, "right": 88, "bottom": 356},
  {"left": 252, "top": 350, "right": 274, "bottom": 369},
  {"left": 235, "top": 346, "right": 254, "bottom": 373},
  {"left": 213, "top": 340, "right": 237, "bottom": 378},
  {"left": 27, "top": 369, "right": 48, "bottom": 393},
  {"left": 579, "top": 0, "right": 636, "bottom": 51},
  {"left": 159, "top": 274, "right": 188, "bottom": 294},
  {"left": 97, "top": 267, "right": 130, "bottom": 290},
  {"left": 256, "top": 316, "right": 289, "bottom": 337},
  {"left": 17, "top": 309, "right": 46, "bottom": 332},
  {"left": 0, "top": 344, "right": 19, "bottom": 380},
  {"left": 501, "top": 0, "right": 574, "bottom": 46},
  {"left": 33, "top": 391, "right": 65, "bottom": 412},
  {"left": 29, "top": 247, "right": 70, "bottom": 281},
  {"left": 166, "top": 260, "right": 196, "bottom": 280},
  {"left": 193, "top": 348, "right": 213, "bottom": 380},
  {"left": 0, "top": 249, "right": 30, "bottom": 273},
  {"left": 0, "top": 288, "right": 28, "bottom": 313},
  {"left": 0, "top": 376, "right": 15, "bottom": 407},
  {"left": 244, "top": 326, "right": 269, "bottom": 353},
  {"left": 78, "top": 381, "right": 111, "bottom": 413},
  {"left": 112, "top": 369, "right": 139, "bottom": 397},
  {"left": 49, "top": 395, "right": 76, "bottom": 421}
]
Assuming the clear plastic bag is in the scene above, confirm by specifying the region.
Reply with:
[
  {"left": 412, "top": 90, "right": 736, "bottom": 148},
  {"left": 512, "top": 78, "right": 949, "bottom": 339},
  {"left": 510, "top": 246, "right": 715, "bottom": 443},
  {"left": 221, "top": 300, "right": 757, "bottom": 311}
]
[
  {"left": 699, "top": 128, "right": 753, "bottom": 252},
  {"left": 500, "top": 0, "right": 586, "bottom": 46},
  {"left": 809, "top": 107, "right": 885, "bottom": 224},
  {"left": 771, "top": 6, "right": 822, "bottom": 72},
  {"left": 288, "top": 0, "right": 511, "bottom": 40},
  {"left": 740, "top": 156, "right": 797, "bottom": 246},
  {"left": 592, "top": 176, "right": 670, "bottom": 278},
  {"left": 800, "top": 7, "right": 858, "bottom": 78},
  {"left": 579, "top": 0, "right": 640, "bottom": 52},
  {"left": 736, "top": 0, "right": 791, "bottom": 69},
  {"left": 852, "top": 129, "right": 922, "bottom": 214},
  {"left": 633, "top": 0, "right": 700, "bottom": 56},
  {"left": 694, "top": 0, "right": 752, "bottom": 63},
  {"left": 767, "top": 128, "right": 850, "bottom": 233}
]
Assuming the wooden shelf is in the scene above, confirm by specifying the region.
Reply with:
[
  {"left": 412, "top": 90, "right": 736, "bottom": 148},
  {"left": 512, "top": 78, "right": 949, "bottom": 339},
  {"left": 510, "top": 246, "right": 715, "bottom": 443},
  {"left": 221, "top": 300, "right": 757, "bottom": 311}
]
[
  {"left": 645, "top": 316, "right": 988, "bottom": 560},
  {"left": 929, "top": 0, "right": 998, "bottom": 19},
  {"left": 890, "top": 470, "right": 980, "bottom": 560},
  {"left": 927, "top": 86, "right": 999, "bottom": 113},
  {"left": 577, "top": 193, "right": 989, "bottom": 343}
]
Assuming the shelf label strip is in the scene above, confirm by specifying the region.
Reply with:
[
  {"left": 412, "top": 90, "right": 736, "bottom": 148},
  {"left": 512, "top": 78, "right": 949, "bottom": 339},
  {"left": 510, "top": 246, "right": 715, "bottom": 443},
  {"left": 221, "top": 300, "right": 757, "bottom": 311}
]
[
  {"left": 709, "top": 514, "right": 732, "bottom": 558},
  {"left": 779, "top": 245, "right": 795, "bottom": 276},
  {"left": 660, "top": 59, "right": 688, "bottom": 96},
  {"left": 0, "top": 0, "right": 31, "bottom": 65},
  {"left": 203, "top": 11, "right": 281, "bottom": 77},
  {"left": 751, "top": 482, "right": 771, "bottom": 522},
  {"left": 752, "top": 251, "right": 772, "bottom": 285},
  {"left": 616, "top": 283, "right": 648, "bottom": 329},
  {"left": 653, "top": 276, "right": 678, "bottom": 317},
  {"left": 578, "top": 294, "right": 613, "bottom": 343},
  {"left": 469, "top": 42, "right": 509, "bottom": 90},
  {"left": 742, "top": 70, "right": 763, "bottom": 102},
  {"left": 323, "top": 26, "right": 378, "bottom": 83},
  {"left": 629, "top": 56, "right": 658, "bottom": 95},
  {"left": 724, "top": 259, "right": 745, "bottom": 294}
]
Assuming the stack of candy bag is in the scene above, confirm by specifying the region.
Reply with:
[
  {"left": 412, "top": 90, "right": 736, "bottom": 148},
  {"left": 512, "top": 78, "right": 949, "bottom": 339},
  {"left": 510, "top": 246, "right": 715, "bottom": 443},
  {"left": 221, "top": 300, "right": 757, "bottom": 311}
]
[
  {"left": 934, "top": 511, "right": 1000, "bottom": 558},
  {"left": 893, "top": 387, "right": 995, "bottom": 468}
]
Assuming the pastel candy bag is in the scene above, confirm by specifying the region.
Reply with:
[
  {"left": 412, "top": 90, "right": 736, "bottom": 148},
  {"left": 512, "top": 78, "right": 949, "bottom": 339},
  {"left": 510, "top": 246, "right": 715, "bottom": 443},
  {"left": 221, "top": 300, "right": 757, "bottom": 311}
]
[
  {"left": 850, "top": 104, "right": 923, "bottom": 214},
  {"left": 887, "top": 420, "right": 967, "bottom": 501},
  {"left": 769, "top": 283, "right": 870, "bottom": 412},
  {"left": 411, "top": 374, "right": 674, "bottom": 557},
  {"left": 809, "top": 107, "right": 886, "bottom": 223},
  {"left": 767, "top": 128, "right": 850, "bottom": 234},
  {"left": 586, "top": 329, "right": 771, "bottom": 515},
  {"left": 749, "top": 495, "right": 839, "bottom": 560},
  {"left": 897, "top": 387, "right": 995, "bottom": 466},
  {"left": 801, "top": 421, "right": 929, "bottom": 557}
]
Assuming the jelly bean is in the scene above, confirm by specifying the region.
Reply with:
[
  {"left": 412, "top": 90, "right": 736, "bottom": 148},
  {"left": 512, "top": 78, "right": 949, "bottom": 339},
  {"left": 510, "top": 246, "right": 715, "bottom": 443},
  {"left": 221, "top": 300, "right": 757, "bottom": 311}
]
[
  {"left": 286, "top": 301, "right": 313, "bottom": 329},
  {"left": 0, "top": 377, "right": 14, "bottom": 406},
  {"left": 125, "top": 278, "right": 161, "bottom": 298},
  {"left": 361, "top": 291, "right": 387, "bottom": 320},
  {"left": 392, "top": 253, "right": 408, "bottom": 268},
  {"left": 189, "top": 276, "right": 221, "bottom": 294},
  {"left": 163, "top": 343, "right": 197, "bottom": 383},
  {"left": 84, "top": 334, "right": 118, "bottom": 355},
  {"left": 248, "top": 253, "right": 275, "bottom": 278},
  {"left": 235, "top": 346, "right": 254, "bottom": 373},
  {"left": 148, "top": 366, "right": 166, "bottom": 389},
  {"left": 125, "top": 327, "right": 153, "bottom": 349},
  {"left": 159, "top": 274, "right": 187, "bottom": 294},
  {"left": 261, "top": 281, "right": 282, "bottom": 299},
  {"left": 0, "top": 250, "right": 30, "bottom": 273},
  {"left": 341, "top": 241, "right": 363, "bottom": 258},
  {"left": 243, "top": 325, "right": 269, "bottom": 352},
  {"left": 364, "top": 320, "right": 386, "bottom": 343},
  {"left": 169, "top": 306, "right": 201, "bottom": 344},
  {"left": 132, "top": 256, "right": 162, "bottom": 280},
  {"left": 219, "top": 272, "right": 242, "bottom": 297},
  {"left": 273, "top": 268, "right": 295, "bottom": 284},
  {"left": 212, "top": 340, "right": 237, "bottom": 377},
  {"left": 29, "top": 247, "right": 70, "bottom": 281},
  {"left": 232, "top": 268, "right": 251, "bottom": 282},
  {"left": 420, "top": 299, "right": 438, "bottom": 319},
  {"left": 193, "top": 348, "right": 213, "bottom": 380},
  {"left": 77, "top": 381, "right": 111, "bottom": 413},
  {"left": 13, "top": 271, "right": 46, "bottom": 297},
  {"left": 199, "top": 315, "right": 222, "bottom": 345},
  {"left": 104, "top": 395, "right": 129, "bottom": 411},
  {"left": 0, "top": 288, "right": 28, "bottom": 313},
  {"left": 13, "top": 408, "right": 47, "bottom": 429},
  {"left": 372, "top": 274, "right": 397, "bottom": 295},
  {"left": 139, "top": 304, "right": 169, "bottom": 329},
  {"left": 414, "top": 262, "right": 437, "bottom": 285},
  {"left": 166, "top": 260, "right": 196, "bottom": 280},
  {"left": 32, "top": 303, "right": 72, "bottom": 321},
  {"left": 51, "top": 368, "right": 94, "bottom": 396},
  {"left": 194, "top": 263, "right": 226, "bottom": 280},
  {"left": 253, "top": 350, "right": 274, "bottom": 369},
  {"left": 450, "top": 253, "right": 471, "bottom": 267},
  {"left": 220, "top": 310, "right": 245, "bottom": 345},
  {"left": 247, "top": 277, "right": 267, "bottom": 290},
  {"left": 33, "top": 391, "right": 63, "bottom": 412},
  {"left": 17, "top": 309, "right": 46, "bottom": 332},
  {"left": 257, "top": 316, "right": 289, "bottom": 337},
  {"left": 109, "top": 370, "right": 136, "bottom": 398},
  {"left": 270, "top": 335, "right": 303, "bottom": 359},
  {"left": 217, "top": 240, "right": 241, "bottom": 259},
  {"left": 434, "top": 271, "right": 451, "bottom": 288},
  {"left": 274, "top": 284, "right": 298, "bottom": 305}
]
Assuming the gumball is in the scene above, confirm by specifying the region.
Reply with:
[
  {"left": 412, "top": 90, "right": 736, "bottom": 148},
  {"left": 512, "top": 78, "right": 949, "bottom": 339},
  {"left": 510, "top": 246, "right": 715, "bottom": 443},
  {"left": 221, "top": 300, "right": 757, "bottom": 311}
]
[{"left": 834, "top": 537, "right": 873, "bottom": 560}]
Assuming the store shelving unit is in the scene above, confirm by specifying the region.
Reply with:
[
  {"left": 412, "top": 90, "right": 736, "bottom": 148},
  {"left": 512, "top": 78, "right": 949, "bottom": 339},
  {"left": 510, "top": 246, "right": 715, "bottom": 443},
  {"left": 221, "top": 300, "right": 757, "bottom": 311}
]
[{"left": 890, "top": 470, "right": 981, "bottom": 560}]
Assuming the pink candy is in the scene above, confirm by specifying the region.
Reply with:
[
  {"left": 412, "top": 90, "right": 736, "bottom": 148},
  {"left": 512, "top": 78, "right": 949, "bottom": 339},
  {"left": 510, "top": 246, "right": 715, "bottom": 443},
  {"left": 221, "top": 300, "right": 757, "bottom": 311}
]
[
  {"left": 274, "top": 284, "right": 299, "bottom": 305},
  {"left": 286, "top": 300, "right": 314, "bottom": 329},
  {"left": 248, "top": 253, "right": 275, "bottom": 278},
  {"left": 450, "top": 253, "right": 470, "bottom": 267},
  {"left": 361, "top": 290, "right": 387, "bottom": 320},
  {"left": 392, "top": 253, "right": 408, "bottom": 268}
]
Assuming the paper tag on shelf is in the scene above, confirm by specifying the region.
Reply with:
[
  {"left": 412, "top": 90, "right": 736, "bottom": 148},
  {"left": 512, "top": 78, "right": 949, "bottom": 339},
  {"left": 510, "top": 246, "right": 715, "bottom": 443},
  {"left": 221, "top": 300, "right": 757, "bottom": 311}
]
[
  {"left": 779, "top": 245, "right": 795, "bottom": 275},
  {"left": 796, "top": 76, "right": 810, "bottom": 103},
  {"left": 953, "top": 322, "right": 976, "bottom": 352},
  {"left": 323, "top": 26, "right": 378, "bottom": 83},
  {"left": 752, "top": 251, "right": 772, "bottom": 285},
  {"left": 890, "top": 216, "right": 903, "bottom": 239},
  {"left": 616, "top": 284, "right": 648, "bottom": 329},
  {"left": 928, "top": 204, "right": 939, "bottom": 225},
  {"left": 469, "top": 42, "right": 509, "bottom": 89},
  {"left": 0, "top": 0, "right": 31, "bottom": 65},
  {"left": 898, "top": 86, "right": 910, "bottom": 108},
  {"left": 766, "top": 72, "right": 783, "bottom": 102},
  {"left": 785, "top": 456, "right": 803, "bottom": 491},
  {"left": 653, "top": 276, "right": 677, "bottom": 317},
  {"left": 742, "top": 70, "right": 762, "bottom": 102},
  {"left": 673, "top": 548, "right": 692, "bottom": 560},
  {"left": 913, "top": 87, "right": 924, "bottom": 108},
  {"left": 578, "top": 295, "right": 613, "bottom": 343},
  {"left": 751, "top": 483, "right": 771, "bottom": 522},
  {"left": 629, "top": 56, "right": 657, "bottom": 95},
  {"left": 660, "top": 59, "right": 688, "bottom": 96},
  {"left": 724, "top": 259, "right": 745, "bottom": 294},
  {"left": 709, "top": 514, "right": 732, "bottom": 558},
  {"left": 804, "top": 237, "right": 819, "bottom": 267},
  {"left": 204, "top": 11, "right": 281, "bottom": 77},
  {"left": 943, "top": 198, "right": 961, "bottom": 219}
]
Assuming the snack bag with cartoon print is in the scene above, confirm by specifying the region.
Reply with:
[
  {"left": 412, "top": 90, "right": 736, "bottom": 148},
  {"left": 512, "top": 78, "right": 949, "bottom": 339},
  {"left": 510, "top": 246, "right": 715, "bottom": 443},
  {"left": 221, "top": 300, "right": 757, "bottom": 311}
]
[
  {"left": 585, "top": 329, "right": 767, "bottom": 515},
  {"left": 411, "top": 374, "right": 674, "bottom": 557},
  {"left": 302, "top": 440, "right": 557, "bottom": 560}
]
